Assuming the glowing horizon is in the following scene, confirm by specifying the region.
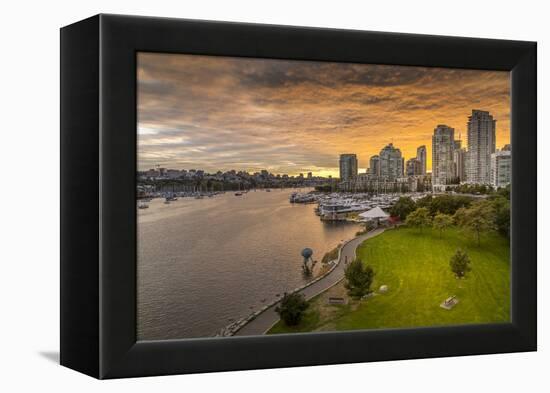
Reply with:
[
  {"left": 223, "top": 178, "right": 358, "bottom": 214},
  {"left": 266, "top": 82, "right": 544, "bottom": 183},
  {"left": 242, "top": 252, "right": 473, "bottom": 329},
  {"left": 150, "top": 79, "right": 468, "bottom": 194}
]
[{"left": 138, "top": 53, "right": 510, "bottom": 177}]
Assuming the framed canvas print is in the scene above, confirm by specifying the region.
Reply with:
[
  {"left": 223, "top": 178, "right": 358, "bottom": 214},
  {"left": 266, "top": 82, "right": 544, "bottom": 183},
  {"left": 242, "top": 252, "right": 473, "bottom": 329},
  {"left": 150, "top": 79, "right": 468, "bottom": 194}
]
[{"left": 60, "top": 14, "right": 536, "bottom": 379}]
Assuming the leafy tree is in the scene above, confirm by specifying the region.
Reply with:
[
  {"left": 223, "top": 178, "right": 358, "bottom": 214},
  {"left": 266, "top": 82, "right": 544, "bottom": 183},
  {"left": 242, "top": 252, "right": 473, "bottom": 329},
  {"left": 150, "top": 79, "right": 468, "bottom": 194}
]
[
  {"left": 344, "top": 259, "right": 375, "bottom": 299},
  {"left": 429, "top": 195, "right": 472, "bottom": 216},
  {"left": 456, "top": 183, "right": 494, "bottom": 195},
  {"left": 496, "top": 184, "right": 511, "bottom": 200},
  {"left": 433, "top": 213, "right": 453, "bottom": 238},
  {"left": 390, "top": 196, "right": 416, "bottom": 220},
  {"left": 453, "top": 206, "right": 467, "bottom": 225},
  {"left": 356, "top": 221, "right": 374, "bottom": 236},
  {"left": 405, "top": 207, "right": 432, "bottom": 232},
  {"left": 490, "top": 196, "right": 510, "bottom": 238},
  {"left": 454, "top": 200, "right": 494, "bottom": 245},
  {"left": 415, "top": 195, "right": 433, "bottom": 209},
  {"left": 275, "top": 292, "right": 309, "bottom": 326},
  {"left": 450, "top": 249, "right": 471, "bottom": 278}
]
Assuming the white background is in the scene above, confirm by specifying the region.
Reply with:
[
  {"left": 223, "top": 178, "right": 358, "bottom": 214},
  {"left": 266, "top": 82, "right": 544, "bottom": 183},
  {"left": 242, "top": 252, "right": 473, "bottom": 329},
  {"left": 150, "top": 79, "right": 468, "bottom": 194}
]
[{"left": 0, "top": 0, "right": 546, "bottom": 391}]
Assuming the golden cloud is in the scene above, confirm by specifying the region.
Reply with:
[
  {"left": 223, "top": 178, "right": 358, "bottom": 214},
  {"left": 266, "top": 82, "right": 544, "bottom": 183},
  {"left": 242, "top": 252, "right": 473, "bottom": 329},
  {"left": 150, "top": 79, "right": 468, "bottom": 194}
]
[{"left": 138, "top": 53, "right": 510, "bottom": 177}]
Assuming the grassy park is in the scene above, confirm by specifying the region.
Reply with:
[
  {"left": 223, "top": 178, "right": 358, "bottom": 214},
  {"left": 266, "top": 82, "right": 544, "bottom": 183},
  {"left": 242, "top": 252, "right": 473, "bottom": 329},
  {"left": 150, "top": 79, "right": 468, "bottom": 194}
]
[{"left": 268, "top": 226, "right": 510, "bottom": 334}]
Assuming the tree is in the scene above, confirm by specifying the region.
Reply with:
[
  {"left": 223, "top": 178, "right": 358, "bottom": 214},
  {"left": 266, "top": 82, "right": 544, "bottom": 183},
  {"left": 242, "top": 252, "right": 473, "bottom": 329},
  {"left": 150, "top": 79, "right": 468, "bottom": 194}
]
[
  {"left": 454, "top": 183, "right": 494, "bottom": 195},
  {"left": 405, "top": 207, "right": 432, "bottom": 232},
  {"left": 390, "top": 196, "right": 416, "bottom": 220},
  {"left": 490, "top": 196, "right": 510, "bottom": 238},
  {"left": 433, "top": 213, "right": 453, "bottom": 238},
  {"left": 344, "top": 259, "right": 375, "bottom": 299},
  {"left": 429, "top": 195, "right": 472, "bottom": 216},
  {"left": 275, "top": 292, "right": 309, "bottom": 326},
  {"left": 453, "top": 206, "right": 467, "bottom": 225},
  {"left": 496, "top": 184, "right": 510, "bottom": 200},
  {"left": 415, "top": 195, "right": 433, "bottom": 209},
  {"left": 454, "top": 200, "right": 494, "bottom": 245},
  {"left": 450, "top": 249, "right": 471, "bottom": 278}
]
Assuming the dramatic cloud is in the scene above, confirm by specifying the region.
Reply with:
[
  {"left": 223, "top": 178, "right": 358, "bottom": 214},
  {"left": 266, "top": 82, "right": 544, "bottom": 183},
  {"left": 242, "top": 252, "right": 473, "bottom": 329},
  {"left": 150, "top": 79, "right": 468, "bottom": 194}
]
[{"left": 137, "top": 53, "right": 510, "bottom": 176}]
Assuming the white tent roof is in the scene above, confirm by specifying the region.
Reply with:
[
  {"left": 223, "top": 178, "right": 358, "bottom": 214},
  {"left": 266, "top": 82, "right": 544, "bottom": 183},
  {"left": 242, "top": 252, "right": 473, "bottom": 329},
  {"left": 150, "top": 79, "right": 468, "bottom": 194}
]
[{"left": 359, "top": 206, "right": 390, "bottom": 220}]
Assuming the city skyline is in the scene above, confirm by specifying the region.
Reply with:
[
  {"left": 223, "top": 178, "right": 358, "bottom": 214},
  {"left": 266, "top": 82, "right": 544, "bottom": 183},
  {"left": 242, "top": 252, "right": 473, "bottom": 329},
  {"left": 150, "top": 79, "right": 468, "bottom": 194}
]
[{"left": 138, "top": 53, "right": 510, "bottom": 177}]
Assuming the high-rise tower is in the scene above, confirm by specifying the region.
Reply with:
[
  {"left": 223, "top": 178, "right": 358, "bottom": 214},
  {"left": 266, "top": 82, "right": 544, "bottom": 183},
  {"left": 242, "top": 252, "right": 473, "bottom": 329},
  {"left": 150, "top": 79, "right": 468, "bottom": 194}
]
[
  {"left": 416, "top": 145, "right": 427, "bottom": 175},
  {"left": 339, "top": 154, "right": 358, "bottom": 181},
  {"left": 379, "top": 143, "right": 403, "bottom": 179},
  {"left": 432, "top": 125, "right": 455, "bottom": 186},
  {"left": 466, "top": 110, "right": 496, "bottom": 184}
]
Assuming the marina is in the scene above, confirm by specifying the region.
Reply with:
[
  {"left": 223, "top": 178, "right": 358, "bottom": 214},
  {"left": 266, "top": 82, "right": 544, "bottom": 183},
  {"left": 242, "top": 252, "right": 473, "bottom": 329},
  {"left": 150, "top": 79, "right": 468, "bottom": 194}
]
[{"left": 290, "top": 191, "right": 430, "bottom": 221}]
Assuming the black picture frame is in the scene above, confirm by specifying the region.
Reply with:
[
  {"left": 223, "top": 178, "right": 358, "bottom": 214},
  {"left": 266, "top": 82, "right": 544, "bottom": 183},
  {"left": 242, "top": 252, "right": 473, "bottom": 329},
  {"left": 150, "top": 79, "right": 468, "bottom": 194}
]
[{"left": 60, "top": 14, "right": 537, "bottom": 379}]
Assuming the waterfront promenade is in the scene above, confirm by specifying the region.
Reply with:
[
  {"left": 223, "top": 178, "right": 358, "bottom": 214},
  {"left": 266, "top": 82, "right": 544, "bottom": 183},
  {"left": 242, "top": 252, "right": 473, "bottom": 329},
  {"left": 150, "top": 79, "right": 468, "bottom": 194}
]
[{"left": 234, "top": 227, "right": 386, "bottom": 336}]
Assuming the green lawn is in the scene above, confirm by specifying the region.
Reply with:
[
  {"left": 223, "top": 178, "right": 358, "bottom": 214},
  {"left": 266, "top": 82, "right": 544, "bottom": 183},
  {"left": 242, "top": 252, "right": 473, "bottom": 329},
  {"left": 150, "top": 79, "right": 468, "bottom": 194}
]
[{"left": 268, "top": 227, "right": 510, "bottom": 334}]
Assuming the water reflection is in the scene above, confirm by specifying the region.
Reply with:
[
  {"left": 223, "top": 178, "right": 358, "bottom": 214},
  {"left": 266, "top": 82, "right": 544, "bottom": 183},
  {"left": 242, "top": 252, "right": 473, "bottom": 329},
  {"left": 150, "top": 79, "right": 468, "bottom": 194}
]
[{"left": 137, "top": 189, "right": 361, "bottom": 340}]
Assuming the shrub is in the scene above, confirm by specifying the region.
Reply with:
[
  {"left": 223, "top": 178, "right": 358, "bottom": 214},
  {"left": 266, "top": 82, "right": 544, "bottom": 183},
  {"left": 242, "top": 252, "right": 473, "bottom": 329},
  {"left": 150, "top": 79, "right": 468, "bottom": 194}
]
[
  {"left": 344, "top": 259, "right": 375, "bottom": 299},
  {"left": 390, "top": 197, "right": 416, "bottom": 220},
  {"left": 275, "top": 293, "right": 309, "bottom": 326},
  {"left": 322, "top": 246, "right": 340, "bottom": 264}
]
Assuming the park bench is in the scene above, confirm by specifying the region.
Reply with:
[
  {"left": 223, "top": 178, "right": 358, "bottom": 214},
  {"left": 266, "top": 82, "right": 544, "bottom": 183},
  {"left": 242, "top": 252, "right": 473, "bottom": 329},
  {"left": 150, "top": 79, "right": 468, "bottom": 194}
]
[{"left": 328, "top": 297, "right": 346, "bottom": 305}]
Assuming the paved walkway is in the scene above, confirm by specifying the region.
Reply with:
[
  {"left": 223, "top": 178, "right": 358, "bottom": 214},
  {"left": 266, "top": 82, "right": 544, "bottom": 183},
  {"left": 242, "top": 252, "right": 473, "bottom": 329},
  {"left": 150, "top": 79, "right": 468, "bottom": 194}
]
[{"left": 234, "top": 227, "right": 386, "bottom": 336}]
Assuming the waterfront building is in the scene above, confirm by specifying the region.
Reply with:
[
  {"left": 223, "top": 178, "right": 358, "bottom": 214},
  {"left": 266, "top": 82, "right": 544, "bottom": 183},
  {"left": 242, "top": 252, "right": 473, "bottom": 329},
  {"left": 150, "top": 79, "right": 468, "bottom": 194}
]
[
  {"left": 339, "top": 154, "right": 358, "bottom": 181},
  {"left": 307, "top": 172, "right": 312, "bottom": 179},
  {"left": 417, "top": 145, "right": 427, "bottom": 175},
  {"left": 369, "top": 155, "right": 380, "bottom": 176},
  {"left": 466, "top": 110, "right": 496, "bottom": 184},
  {"left": 342, "top": 173, "right": 432, "bottom": 193},
  {"left": 491, "top": 148, "right": 511, "bottom": 188},
  {"left": 406, "top": 158, "right": 422, "bottom": 177},
  {"left": 341, "top": 173, "right": 400, "bottom": 193},
  {"left": 379, "top": 143, "right": 403, "bottom": 179},
  {"left": 432, "top": 124, "right": 456, "bottom": 187},
  {"left": 406, "top": 174, "right": 432, "bottom": 192}
]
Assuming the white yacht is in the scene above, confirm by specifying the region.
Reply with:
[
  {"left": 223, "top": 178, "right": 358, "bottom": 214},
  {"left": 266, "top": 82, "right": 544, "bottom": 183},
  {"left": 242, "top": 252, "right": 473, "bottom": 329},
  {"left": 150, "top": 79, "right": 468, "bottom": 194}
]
[
  {"left": 318, "top": 199, "right": 371, "bottom": 221},
  {"left": 289, "top": 192, "right": 317, "bottom": 204}
]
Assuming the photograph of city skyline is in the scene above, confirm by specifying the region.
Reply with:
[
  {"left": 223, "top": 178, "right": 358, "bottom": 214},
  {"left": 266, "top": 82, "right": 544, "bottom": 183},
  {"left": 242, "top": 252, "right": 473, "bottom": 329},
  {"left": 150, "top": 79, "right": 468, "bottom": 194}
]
[{"left": 137, "top": 52, "right": 511, "bottom": 340}]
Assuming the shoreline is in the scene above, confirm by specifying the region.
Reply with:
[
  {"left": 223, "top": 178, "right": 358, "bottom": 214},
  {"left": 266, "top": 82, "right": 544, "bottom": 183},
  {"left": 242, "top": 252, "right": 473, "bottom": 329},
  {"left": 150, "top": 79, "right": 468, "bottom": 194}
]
[
  {"left": 224, "top": 227, "right": 386, "bottom": 337},
  {"left": 214, "top": 242, "right": 345, "bottom": 337}
]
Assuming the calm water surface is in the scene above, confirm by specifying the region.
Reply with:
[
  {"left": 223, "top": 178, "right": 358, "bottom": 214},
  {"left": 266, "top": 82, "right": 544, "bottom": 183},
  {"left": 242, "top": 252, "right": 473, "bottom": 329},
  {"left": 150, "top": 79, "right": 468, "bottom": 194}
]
[{"left": 138, "top": 189, "right": 361, "bottom": 340}]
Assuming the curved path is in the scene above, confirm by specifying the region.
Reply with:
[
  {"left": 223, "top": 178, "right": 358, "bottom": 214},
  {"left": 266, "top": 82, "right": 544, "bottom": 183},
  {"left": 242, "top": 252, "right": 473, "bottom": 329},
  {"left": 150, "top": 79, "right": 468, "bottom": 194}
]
[{"left": 234, "top": 227, "right": 386, "bottom": 336}]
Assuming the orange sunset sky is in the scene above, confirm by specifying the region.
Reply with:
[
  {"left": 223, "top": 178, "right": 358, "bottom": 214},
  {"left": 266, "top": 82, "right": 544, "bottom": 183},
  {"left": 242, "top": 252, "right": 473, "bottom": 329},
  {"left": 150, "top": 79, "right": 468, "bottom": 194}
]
[{"left": 137, "top": 53, "right": 510, "bottom": 177}]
